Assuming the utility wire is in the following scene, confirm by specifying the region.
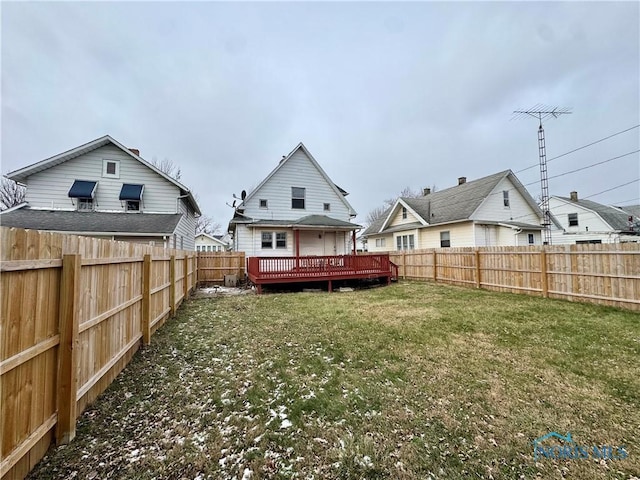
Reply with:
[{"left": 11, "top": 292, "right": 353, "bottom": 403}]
[
  {"left": 515, "top": 124, "right": 640, "bottom": 174},
  {"left": 521, "top": 150, "right": 639, "bottom": 187},
  {"left": 583, "top": 178, "right": 640, "bottom": 200}
]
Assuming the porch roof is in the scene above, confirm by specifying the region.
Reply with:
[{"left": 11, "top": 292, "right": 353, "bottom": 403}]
[{"left": 239, "top": 214, "right": 360, "bottom": 230}]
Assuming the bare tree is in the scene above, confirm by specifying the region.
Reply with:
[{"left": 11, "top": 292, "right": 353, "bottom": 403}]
[
  {"left": 1, "top": 177, "right": 26, "bottom": 210},
  {"left": 150, "top": 157, "right": 181, "bottom": 181},
  {"left": 195, "top": 214, "right": 222, "bottom": 235},
  {"left": 366, "top": 186, "right": 423, "bottom": 225}
]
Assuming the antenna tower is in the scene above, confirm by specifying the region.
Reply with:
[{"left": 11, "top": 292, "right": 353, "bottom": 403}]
[{"left": 513, "top": 105, "right": 571, "bottom": 245}]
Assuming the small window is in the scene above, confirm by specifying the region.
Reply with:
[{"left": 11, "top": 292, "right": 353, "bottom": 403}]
[
  {"left": 503, "top": 190, "right": 510, "bottom": 207},
  {"left": 291, "top": 187, "right": 305, "bottom": 209},
  {"left": 323, "top": 203, "right": 330, "bottom": 211},
  {"left": 375, "top": 238, "right": 386, "bottom": 247},
  {"left": 77, "top": 198, "right": 94, "bottom": 211},
  {"left": 440, "top": 231, "right": 451, "bottom": 248},
  {"left": 528, "top": 233, "right": 534, "bottom": 245},
  {"left": 261, "top": 232, "right": 273, "bottom": 248},
  {"left": 102, "top": 159, "right": 120, "bottom": 178},
  {"left": 568, "top": 213, "right": 578, "bottom": 227},
  {"left": 402, "top": 207, "right": 407, "bottom": 219},
  {"left": 126, "top": 200, "right": 140, "bottom": 212},
  {"left": 396, "top": 236, "right": 402, "bottom": 250},
  {"left": 276, "top": 232, "right": 286, "bottom": 248},
  {"left": 259, "top": 199, "right": 268, "bottom": 208}
]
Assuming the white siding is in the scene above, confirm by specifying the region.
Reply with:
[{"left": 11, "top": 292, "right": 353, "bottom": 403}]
[
  {"left": 366, "top": 234, "right": 393, "bottom": 252},
  {"left": 418, "top": 223, "right": 475, "bottom": 248},
  {"left": 24, "top": 145, "right": 182, "bottom": 213},
  {"left": 472, "top": 177, "right": 541, "bottom": 225},
  {"left": 548, "top": 197, "right": 613, "bottom": 233},
  {"left": 175, "top": 199, "right": 196, "bottom": 250},
  {"left": 388, "top": 204, "right": 421, "bottom": 227},
  {"left": 241, "top": 149, "right": 352, "bottom": 221}
]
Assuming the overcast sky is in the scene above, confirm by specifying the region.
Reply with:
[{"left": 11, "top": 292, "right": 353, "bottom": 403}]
[{"left": 2, "top": 1, "right": 639, "bottom": 229}]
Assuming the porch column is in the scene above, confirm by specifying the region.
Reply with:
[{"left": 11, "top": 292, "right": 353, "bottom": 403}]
[
  {"left": 352, "top": 231, "right": 357, "bottom": 255},
  {"left": 295, "top": 229, "right": 300, "bottom": 271}
]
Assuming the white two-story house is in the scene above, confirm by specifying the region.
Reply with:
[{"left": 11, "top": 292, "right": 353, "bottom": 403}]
[
  {"left": 1, "top": 135, "right": 201, "bottom": 249},
  {"left": 363, "top": 170, "right": 550, "bottom": 251},
  {"left": 548, "top": 192, "right": 639, "bottom": 244},
  {"left": 228, "top": 143, "right": 359, "bottom": 258}
]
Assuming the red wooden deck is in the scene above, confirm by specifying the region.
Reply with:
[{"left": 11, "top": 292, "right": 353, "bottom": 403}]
[{"left": 247, "top": 254, "right": 398, "bottom": 293}]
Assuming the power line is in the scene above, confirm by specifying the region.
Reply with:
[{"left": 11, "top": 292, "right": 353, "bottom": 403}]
[
  {"left": 515, "top": 124, "right": 640, "bottom": 174},
  {"left": 521, "top": 150, "right": 639, "bottom": 187},
  {"left": 583, "top": 178, "right": 640, "bottom": 200}
]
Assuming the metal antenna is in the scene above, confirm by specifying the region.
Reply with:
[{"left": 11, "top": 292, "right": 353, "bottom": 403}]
[{"left": 513, "top": 105, "right": 571, "bottom": 245}]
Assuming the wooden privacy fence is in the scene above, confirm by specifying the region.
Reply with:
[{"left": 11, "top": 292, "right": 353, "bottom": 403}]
[
  {"left": 388, "top": 243, "right": 640, "bottom": 311},
  {"left": 0, "top": 227, "right": 197, "bottom": 480},
  {"left": 197, "top": 251, "right": 245, "bottom": 283}
]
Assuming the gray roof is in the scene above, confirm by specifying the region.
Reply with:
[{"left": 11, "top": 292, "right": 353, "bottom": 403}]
[
  {"left": 619, "top": 204, "right": 640, "bottom": 219},
  {"left": 363, "top": 170, "right": 543, "bottom": 237},
  {"left": 0, "top": 208, "right": 183, "bottom": 235},
  {"left": 231, "top": 214, "right": 360, "bottom": 230},
  {"left": 557, "top": 197, "right": 635, "bottom": 232}
]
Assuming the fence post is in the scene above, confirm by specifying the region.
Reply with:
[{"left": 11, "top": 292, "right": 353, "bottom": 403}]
[
  {"left": 433, "top": 250, "right": 438, "bottom": 282},
  {"left": 540, "top": 249, "right": 549, "bottom": 298},
  {"left": 183, "top": 255, "right": 189, "bottom": 298},
  {"left": 142, "top": 254, "right": 152, "bottom": 344},
  {"left": 56, "top": 253, "right": 81, "bottom": 445},
  {"left": 475, "top": 249, "right": 481, "bottom": 288},
  {"left": 402, "top": 251, "right": 406, "bottom": 279},
  {"left": 169, "top": 255, "right": 176, "bottom": 316}
]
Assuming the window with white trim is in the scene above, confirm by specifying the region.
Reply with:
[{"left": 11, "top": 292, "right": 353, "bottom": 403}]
[
  {"left": 291, "top": 187, "right": 305, "bottom": 209},
  {"left": 324, "top": 203, "right": 331, "bottom": 211},
  {"left": 396, "top": 234, "right": 415, "bottom": 250},
  {"left": 261, "top": 232, "right": 273, "bottom": 248},
  {"left": 276, "top": 232, "right": 287, "bottom": 248},
  {"left": 77, "top": 198, "right": 94, "bottom": 211},
  {"left": 440, "top": 231, "right": 451, "bottom": 248},
  {"left": 528, "top": 233, "right": 535, "bottom": 245},
  {"left": 568, "top": 213, "right": 578, "bottom": 227},
  {"left": 102, "top": 159, "right": 120, "bottom": 178},
  {"left": 503, "top": 190, "right": 510, "bottom": 207},
  {"left": 259, "top": 199, "right": 268, "bottom": 208},
  {"left": 402, "top": 207, "right": 407, "bottom": 219},
  {"left": 375, "top": 238, "right": 386, "bottom": 247}
]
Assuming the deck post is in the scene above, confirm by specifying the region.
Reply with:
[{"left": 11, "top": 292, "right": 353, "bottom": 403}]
[
  {"left": 328, "top": 279, "right": 332, "bottom": 292},
  {"left": 352, "top": 230, "right": 356, "bottom": 255}
]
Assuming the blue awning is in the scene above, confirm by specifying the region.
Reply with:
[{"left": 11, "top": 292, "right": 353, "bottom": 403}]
[
  {"left": 68, "top": 180, "right": 97, "bottom": 198},
  {"left": 119, "top": 184, "right": 144, "bottom": 201}
]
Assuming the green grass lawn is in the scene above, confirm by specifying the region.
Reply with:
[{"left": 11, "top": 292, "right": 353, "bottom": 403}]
[{"left": 29, "top": 282, "right": 639, "bottom": 479}]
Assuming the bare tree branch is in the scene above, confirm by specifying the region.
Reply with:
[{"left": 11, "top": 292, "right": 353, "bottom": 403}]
[
  {"left": 1, "top": 177, "right": 26, "bottom": 210},
  {"left": 195, "top": 215, "right": 222, "bottom": 235},
  {"left": 149, "top": 157, "right": 181, "bottom": 181},
  {"left": 366, "top": 186, "right": 424, "bottom": 225}
]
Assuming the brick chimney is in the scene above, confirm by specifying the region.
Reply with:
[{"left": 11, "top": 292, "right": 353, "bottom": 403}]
[
  {"left": 423, "top": 187, "right": 431, "bottom": 196},
  {"left": 129, "top": 148, "right": 140, "bottom": 156},
  {"left": 570, "top": 191, "right": 578, "bottom": 201},
  {"left": 458, "top": 177, "right": 467, "bottom": 185}
]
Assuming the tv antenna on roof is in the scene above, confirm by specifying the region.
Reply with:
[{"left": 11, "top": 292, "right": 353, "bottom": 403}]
[{"left": 513, "top": 104, "right": 572, "bottom": 245}]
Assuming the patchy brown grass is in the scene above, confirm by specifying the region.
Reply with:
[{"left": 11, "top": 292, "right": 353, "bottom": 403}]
[{"left": 28, "top": 281, "right": 639, "bottom": 479}]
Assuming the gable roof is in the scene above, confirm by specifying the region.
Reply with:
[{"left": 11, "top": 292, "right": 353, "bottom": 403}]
[
  {"left": 364, "top": 170, "right": 544, "bottom": 237},
  {"left": 6, "top": 135, "right": 201, "bottom": 215},
  {"left": 240, "top": 143, "right": 356, "bottom": 216},
  {"left": 552, "top": 196, "right": 634, "bottom": 231},
  {"left": 195, "top": 232, "right": 229, "bottom": 245},
  {"left": 0, "top": 208, "right": 182, "bottom": 235}
]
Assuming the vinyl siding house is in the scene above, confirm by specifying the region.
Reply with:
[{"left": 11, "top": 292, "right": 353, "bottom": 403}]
[
  {"left": 548, "top": 192, "right": 640, "bottom": 244},
  {"left": 228, "top": 143, "right": 360, "bottom": 257},
  {"left": 228, "top": 143, "right": 395, "bottom": 292},
  {"left": 1, "top": 135, "right": 201, "bottom": 249},
  {"left": 363, "top": 170, "right": 548, "bottom": 251},
  {"left": 195, "top": 233, "right": 231, "bottom": 252}
]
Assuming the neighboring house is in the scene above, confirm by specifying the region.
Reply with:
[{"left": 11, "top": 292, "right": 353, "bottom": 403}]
[
  {"left": 228, "top": 143, "right": 359, "bottom": 257},
  {"left": 195, "top": 232, "right": 231, "bottom": 252},
  {"left": 363, "top": 170, "right": 549, "bottom": 251},
  {"left": 548, "top": 192, "right": 639, "bottom": 244},
  {"left": 1, "top": 135, "right": 201, "bottom": 249}
]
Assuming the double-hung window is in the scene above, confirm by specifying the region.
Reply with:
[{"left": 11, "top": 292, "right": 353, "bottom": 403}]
[
  {"left": 291, "top": 187, "right": 305, "bottom": 209},
  {"left": 261, "top": 232, "right": 273, "bottom": 249},
  {"left": 440, "top": 231, "right": 451, "bottom": 248}
]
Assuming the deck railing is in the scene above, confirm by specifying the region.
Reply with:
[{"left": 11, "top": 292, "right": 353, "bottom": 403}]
[{"left": 247, "top": 254, "right": 392, "bottom": 281}]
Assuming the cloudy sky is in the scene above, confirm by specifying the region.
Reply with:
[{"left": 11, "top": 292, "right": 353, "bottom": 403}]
[{"left": 2, "top": 1, "right": 639, "bottom": 229}]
